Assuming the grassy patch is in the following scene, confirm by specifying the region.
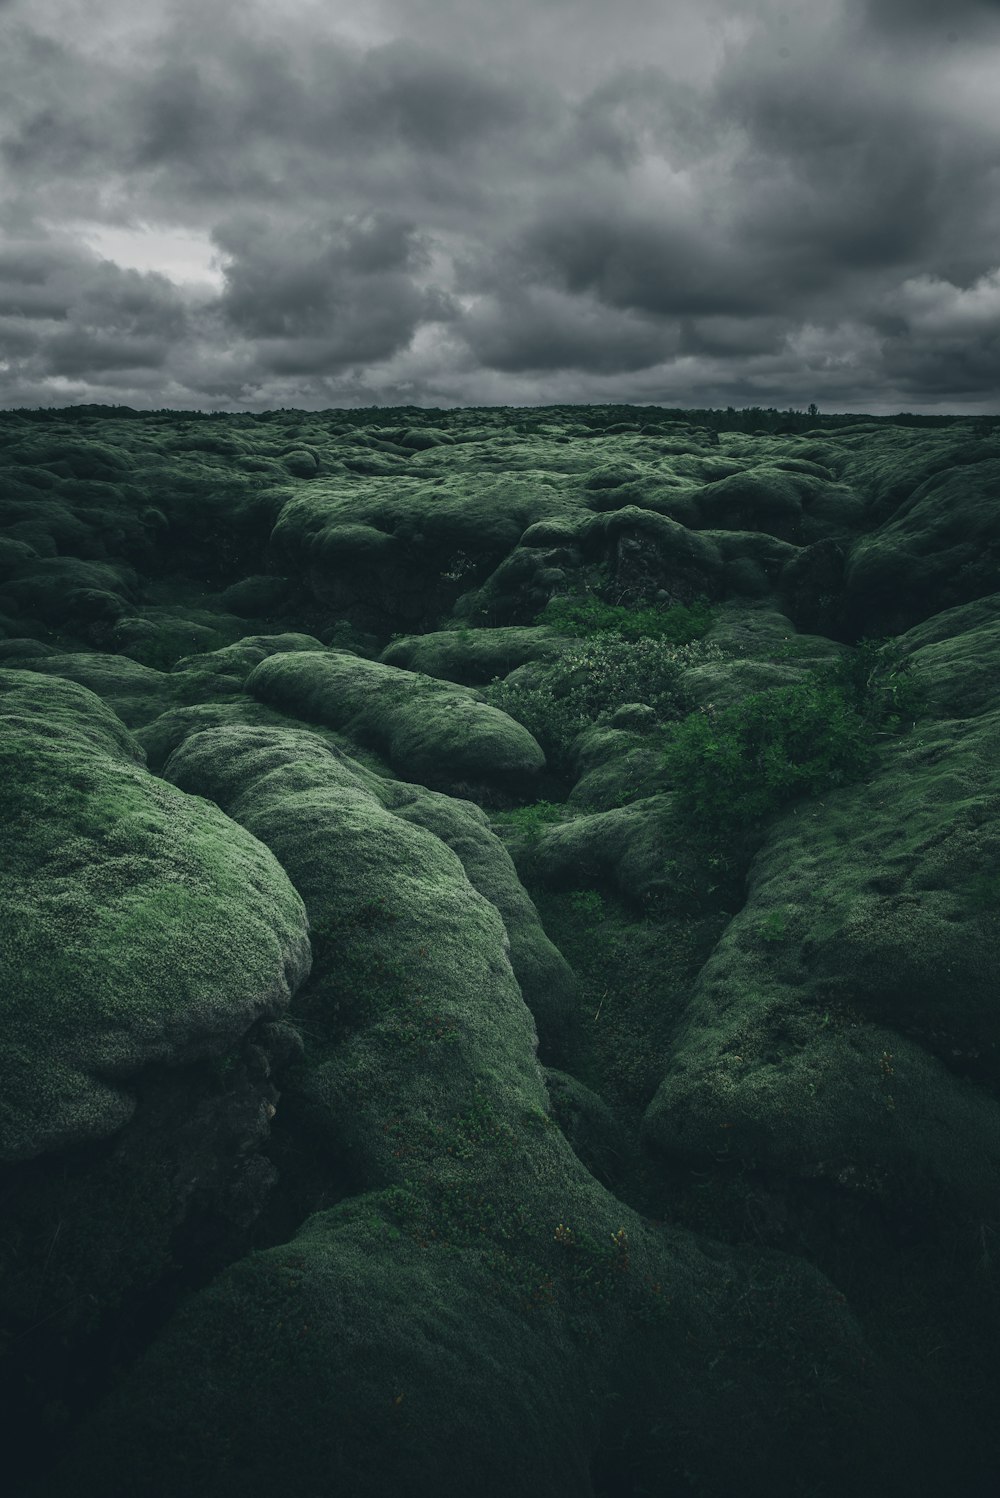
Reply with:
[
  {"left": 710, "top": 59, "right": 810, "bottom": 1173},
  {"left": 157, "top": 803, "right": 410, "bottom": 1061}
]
[
  {"left": 495, "top": 800, "right": 566, "bottom": 842},
  {"left": 538, "top": 592, "right": 714, "bottom": 645}
]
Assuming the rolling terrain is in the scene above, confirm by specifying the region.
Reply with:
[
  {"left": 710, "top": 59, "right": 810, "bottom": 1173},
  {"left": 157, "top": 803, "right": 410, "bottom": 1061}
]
[{"left": 2, "top": 402, "right": 999, "bottom": 1497}]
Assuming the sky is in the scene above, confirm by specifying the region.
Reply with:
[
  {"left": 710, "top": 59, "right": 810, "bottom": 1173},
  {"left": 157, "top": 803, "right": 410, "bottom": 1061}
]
[{"left": 1, "top": 0, "right": 999, "bottom": 413}]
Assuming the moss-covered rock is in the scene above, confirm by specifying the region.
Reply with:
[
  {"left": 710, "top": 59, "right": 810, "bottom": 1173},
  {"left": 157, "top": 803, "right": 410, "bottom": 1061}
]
[
  {"left": 643, "top": 703, "right": 1000, "bottom": 1218},
  {"left": 0, "top": 670, "right": 311, "bottom": 1162},
  {"left": 246, "top": 648, "right": 547, "bottom": 795},
  {"left": 3, "top": 557, "right": 138, "bottom": 629},
  {"left": 218, "top": 573, "right": 295, "bottom": 615},
  {"left": 379, "top": 624, "right": 573, "bottom": 686},
  {"left": 382, "top": 782, "right": 580, "bottom": 1051},
  {"left": 524, "top": 794, "right": 679, "bottom": 911},
  {"left": 7, "top": 651, "right": 177, "bottom": 727},
  {"left": 891, "top": 592, "right": 1000, "bottom": 721},
  {"left": 692, "top": 467, "right": 809, "bottom": 543},
  {"left": 843, "top": 452, "right": 1000, "bottom": 635},
  {"left": 173, "top": 632, "right": 325, "bottom": 684},
  {"left": 564, "top": 723, "right": 674, "bottom": 812}
]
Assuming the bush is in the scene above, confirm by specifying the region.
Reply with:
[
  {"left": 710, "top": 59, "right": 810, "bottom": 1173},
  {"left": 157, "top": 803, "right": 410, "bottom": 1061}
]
[
  {"left": 497, "top": 801, "right": 565, "bottom": 843},
  {"left": 539, "top": 593, "right": 714, "bottom": 646},
  {"left": 658, "top": 637, "right": 928, "bottom": 839},
  {"left": 484, "top": 634, "right": 721, "bottom": 774},
  {"left": 658, "top": 660, "right": 904, "bottom": 836},
  {"left": 807, "top": 636, "right": 928, "bottom": 732}
]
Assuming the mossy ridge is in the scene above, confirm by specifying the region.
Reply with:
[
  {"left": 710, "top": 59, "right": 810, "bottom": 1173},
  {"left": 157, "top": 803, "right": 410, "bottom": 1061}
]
[
  {"left": 161, "top": 720, "right": 676, "bottom": 1318},
  {"left": 246, "top": 647, "right": 547, "bottom": 792}
]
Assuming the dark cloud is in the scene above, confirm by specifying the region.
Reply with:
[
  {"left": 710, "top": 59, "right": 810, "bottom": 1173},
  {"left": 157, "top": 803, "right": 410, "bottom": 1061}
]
[
  {"left": 513, "top": 206, "right": 759, "bottom": 320},
  {"left": 854, "top": 0, "right": 1000, "bottom": 44},
  {"left": 42, "top": 331, "right": 169, "bottom": 374},
  {"left": 677, "top": 315, "right": 788, "bottom": 359},
  {"left": 570, "top": 69, "right": 727, "bottom": 173},
  {"left": 0, "top": 229, "right": 192, "bottom": 390},
  {"left": 338, "top": 41, "right": 532, "bottom": 155},
  {"left": 0, "top": 0, "right": 998, "bottom": 411},
  {"left": 0, "top": 237, "right": 189, "bottom": 339},
  {"left": 461, "top": 285, "right": 681, "bottom": 373},
  {"left": 210, "top": 211, "right": 440, "bottom": 371}
]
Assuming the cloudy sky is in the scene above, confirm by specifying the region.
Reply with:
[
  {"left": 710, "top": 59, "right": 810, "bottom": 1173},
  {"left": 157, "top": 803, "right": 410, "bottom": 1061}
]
[{"left": 1, "top": 0, "right": 999, "bottom": 412}]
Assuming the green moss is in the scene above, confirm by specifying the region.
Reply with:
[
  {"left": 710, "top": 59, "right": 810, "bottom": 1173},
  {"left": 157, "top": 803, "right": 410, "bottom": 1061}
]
[
  {"left": 247, "top": 648, "right": 546, "bottom": 788},
  {"left": 127, "top": 624, "right": 231, "bottom": 671},
  {"left": 0, "top": 670, "right": 311, "bottom": 1162}
]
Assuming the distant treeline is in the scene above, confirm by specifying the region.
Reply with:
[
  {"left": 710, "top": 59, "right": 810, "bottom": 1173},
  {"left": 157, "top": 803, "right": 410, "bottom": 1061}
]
[{"left": 2, "top": 401, "right": 995, "bottom": 437}]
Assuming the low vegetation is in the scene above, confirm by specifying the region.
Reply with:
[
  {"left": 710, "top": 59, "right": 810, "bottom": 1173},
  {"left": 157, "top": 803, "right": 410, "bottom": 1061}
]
[
  {"left": 483, "top": 596, "right": 721, "bottom": 774},
  {"left": 659, "top": 636, "right": 928, "bottom": 839}
]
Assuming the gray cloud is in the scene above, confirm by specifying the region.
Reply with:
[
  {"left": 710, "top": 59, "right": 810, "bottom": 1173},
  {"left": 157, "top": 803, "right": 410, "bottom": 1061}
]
[
  {"left": 460, "top": 284, "right": 682, "bottom": 374},
  {"left": 854, "top": 0, "right": 1000, "bottom": 44},
  {"left": 42, "top": 331, "right": 170, "bottom": 374},
  {"left": 0, "top": 0, "right": 998, "bottom": 410}
]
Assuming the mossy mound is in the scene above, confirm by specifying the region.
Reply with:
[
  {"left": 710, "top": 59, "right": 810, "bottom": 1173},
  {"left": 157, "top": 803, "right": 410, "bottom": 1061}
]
[
  {"left": 218, "top": 573, "right": 296, "bottom": 615},
  {"left": 3, "top": 437, "right": 132, "bottom": 481},
  {"left": 379, "top": 624, "right": 573, "bottom": 685},
  {"left": 35, "top": 1186, "right": 922, "bottom": 1498},
  {"left": 843, "top": 450, "right": 1000, "bottom": 634},
  {"left": 565, "top": 722, "right": 674, "bottom": 812},
  {"left": 246, "top": 648, "right": 547, "bottom": 795},
  {"left": 110, "top": 609, "right": 245, "bottom": 671},
  {"left": 6, "top": 652, "right": 177, "bottom": 727},
  {"left": 3, "top": 556, "right": 138, "bottom": 630},
  {"left": 0, "top": 637, "right": 49, "bottom": 660},
  {"left": 173, "top": 632, "right": 325, "bottom": 684},
  {"left": 692, "top": 467, "right": 809, "bottom": 543},
  {"left": 267, "top": 473, "right": 579, "bottom": 633},
  {"left": 519, "top": 794, "right": 683, "bottom": 913},
  {"left": 391, "top": 426, "right": 455, "bottom": 449},
  {"left": 0, "top": 669, "right": 311, "bottom": 1162},
  {"left": 891, "top": 592, "right": 1000, "bottom": 721},
  {"left": 382, "top": 781, "right": 580, "bottom": 1051},
  {"left": 281, "top": 448, "right": 320, "bottom": 477},
  {"left": 0, "top": 536, "right": 40, "bottom": 579}
]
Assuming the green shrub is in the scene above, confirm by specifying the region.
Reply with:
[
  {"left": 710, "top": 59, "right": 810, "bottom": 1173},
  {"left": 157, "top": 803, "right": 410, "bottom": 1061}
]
[
  {"left": 498, "top": 800, "right": 565, "bottom": 842},
  {"left": 659, "top": 678, "right": 878, "bottom": 835},
  {"left": 539, "top": 592, "right": 714, "bottom": 645},
  {"left": 808, "top": 636, "right": 929, "bottom": 732},
  {"left": 658, "top": 639, "right": 926, "bottom": 839},
  {"left": 484, "top": 634, "right": 720, "bottom": 773}
]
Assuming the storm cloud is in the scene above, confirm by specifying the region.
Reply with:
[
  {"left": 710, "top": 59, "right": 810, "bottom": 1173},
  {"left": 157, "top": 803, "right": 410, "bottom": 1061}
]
[{"left": 1, "top": 0, "right": 998, "bottom": 411}]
